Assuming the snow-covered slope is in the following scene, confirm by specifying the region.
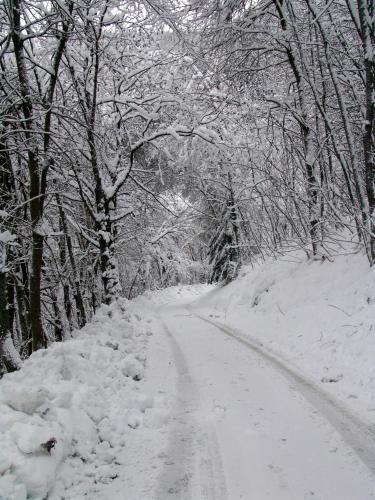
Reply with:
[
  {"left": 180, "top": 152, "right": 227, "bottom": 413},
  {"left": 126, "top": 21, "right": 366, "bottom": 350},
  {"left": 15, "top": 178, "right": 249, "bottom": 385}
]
[
  {"left": 192, "top": 249, "right": 375, "bottom": 422},
  {"left": 0, "top": 300, "right": 166, "bottom": 500}
]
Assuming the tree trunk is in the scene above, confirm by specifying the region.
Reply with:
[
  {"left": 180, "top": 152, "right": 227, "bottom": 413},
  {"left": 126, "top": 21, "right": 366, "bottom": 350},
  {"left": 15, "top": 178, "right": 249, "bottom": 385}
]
[
  {"left": 50, "top": 288, "right": 63, "bottom": 342},
  {"left": 10, "top": 0, "right": 45, "bottom": 350},
  {"left": 0, "top": 247, "right": 21, "bottom": 373},
  {"left": 15, "top": 268, "right": 31, "bottom": 354},
  {"left": 357, "top": 0, "right": 375, "bottom": 263},
  {"left": 0, "top": 130, "right": 21, "bottom": 371},
  {"left": 30, "top": 232, "right": 45, "bottom": 350},
  {"left": 10, "top": 0, "right": 73, "bottom": 349},
  {"left": 56, "top": 195, "right": 87, "bottom": 327},
  {"left": 99, "top": 205, "right": 122, "bottom": 304}
]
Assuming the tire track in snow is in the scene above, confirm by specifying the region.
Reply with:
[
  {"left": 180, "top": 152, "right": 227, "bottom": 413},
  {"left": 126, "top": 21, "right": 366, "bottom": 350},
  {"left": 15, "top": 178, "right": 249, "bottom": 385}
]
[
  {"left": 193, "top": 311, "right": 375, "bottom": 477},
  {"left": 155, "top": 316, "right": 227, "bottom": 500},
  {"left": 197, "top": 421, "right": 227, "bottom": 500},
  {"left": 155, "top": 318, "right": 195, "bottom": 499}
]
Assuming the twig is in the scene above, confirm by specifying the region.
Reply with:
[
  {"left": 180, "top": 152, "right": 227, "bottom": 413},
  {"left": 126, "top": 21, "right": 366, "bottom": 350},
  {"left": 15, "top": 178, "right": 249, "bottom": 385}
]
[{"left": 328, "top": 304, "right": 351, "bottom": 317}]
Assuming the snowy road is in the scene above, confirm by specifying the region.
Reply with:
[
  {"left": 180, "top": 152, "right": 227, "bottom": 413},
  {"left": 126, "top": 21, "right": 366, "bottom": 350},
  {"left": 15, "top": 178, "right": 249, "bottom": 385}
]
[{"left": 151, "top": 303, "right": 375, "bottom": 500}]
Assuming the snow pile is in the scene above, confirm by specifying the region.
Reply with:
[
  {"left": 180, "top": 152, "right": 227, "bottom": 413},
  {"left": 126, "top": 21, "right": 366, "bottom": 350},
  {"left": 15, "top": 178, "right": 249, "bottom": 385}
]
[
  {"left": 194, "top": 249, "right": 375, "bottom": 421},
  {"left": 0, "top": 299, "right": 166, "bottom": 500}
]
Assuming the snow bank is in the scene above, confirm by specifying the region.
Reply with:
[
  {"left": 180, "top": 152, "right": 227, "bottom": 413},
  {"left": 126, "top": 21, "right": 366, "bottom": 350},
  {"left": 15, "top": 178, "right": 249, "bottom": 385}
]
[
  {"left": 193, "top": 249, "right": 375, "bottom": 422},
  {"left": 0, "top": 299, "right": 164, "bottom": 500}
]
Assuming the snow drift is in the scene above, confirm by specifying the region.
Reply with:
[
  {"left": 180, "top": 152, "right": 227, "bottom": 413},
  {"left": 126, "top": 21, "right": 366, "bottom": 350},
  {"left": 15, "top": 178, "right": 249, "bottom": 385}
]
[{"left": 0, "top": 300, "right": 164, "bottom": 500}]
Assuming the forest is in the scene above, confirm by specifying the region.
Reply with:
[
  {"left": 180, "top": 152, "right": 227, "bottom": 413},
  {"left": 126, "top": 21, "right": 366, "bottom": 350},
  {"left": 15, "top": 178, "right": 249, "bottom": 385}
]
[{"left": 0, "top": 0, "right": 374, "bottom": 373}]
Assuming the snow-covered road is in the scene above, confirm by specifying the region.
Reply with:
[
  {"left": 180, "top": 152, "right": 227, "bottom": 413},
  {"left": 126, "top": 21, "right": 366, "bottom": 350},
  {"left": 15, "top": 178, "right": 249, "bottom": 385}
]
[{"left": 151, "top": 303, "right": 375, "bottom": 500}]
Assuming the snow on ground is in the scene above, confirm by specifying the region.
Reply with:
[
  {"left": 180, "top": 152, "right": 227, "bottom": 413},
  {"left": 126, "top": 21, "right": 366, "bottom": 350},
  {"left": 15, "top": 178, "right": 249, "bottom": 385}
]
[
  {"left": 154, "top": 307, "right": 375, "bottom": 498},
  {"left": 190, "top": 249, "right": 375, "bottom": 423},
  {"left": 136, "top": 284, "right": 214, "bottom": 308},
  {"left": 0, "top": 299, "right": 168, "bottom": 500}
]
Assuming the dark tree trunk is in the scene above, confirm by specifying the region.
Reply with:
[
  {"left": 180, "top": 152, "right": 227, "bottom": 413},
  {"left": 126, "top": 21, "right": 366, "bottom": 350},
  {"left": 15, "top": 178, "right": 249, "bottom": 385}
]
[
  {"left": 56, "top": 195, "right": 87, "bottom": 327},
  {"left": 51, "top": 289, "right": 63, "bottom": 342},
  {"left": 63, "top": 284, "right": 73, "bottom": 333},
  {"left": 0, "top": 257, "right": 21, "bottom": 373},
  {"left": 15, "top": 268, "right": 31, "bottom": 353},
  {"left": 0, "top": 129, "right": 21, "bottom": 371},
  {"left": 357, "top": 0, "right": 375, "bottom": 263},
  {"left": 10, "top": 0, "right": 73, "bottom": 350},
  {"left": 30, "top": 232, "right": 45, "bottom": 350}
]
